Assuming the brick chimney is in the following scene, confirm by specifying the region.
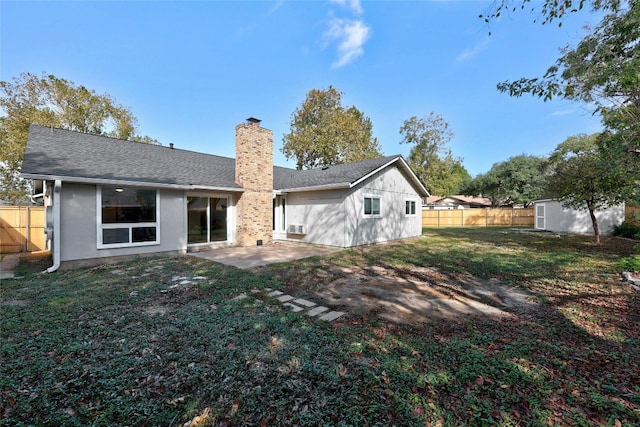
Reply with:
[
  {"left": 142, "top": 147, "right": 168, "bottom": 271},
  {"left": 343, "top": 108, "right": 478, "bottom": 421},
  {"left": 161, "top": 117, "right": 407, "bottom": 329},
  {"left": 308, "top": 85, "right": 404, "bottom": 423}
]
[{"left": 235, "top": 118, "right": 274, "bottom": 246}]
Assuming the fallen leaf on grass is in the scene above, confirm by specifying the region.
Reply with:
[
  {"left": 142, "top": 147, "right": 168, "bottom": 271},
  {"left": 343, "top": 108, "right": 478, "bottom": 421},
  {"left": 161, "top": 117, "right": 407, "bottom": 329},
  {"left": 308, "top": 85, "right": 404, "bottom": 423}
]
[
  {"left": 227, "top": 399, "right": 239, "bottom": 417},
  {"left": 270, "top": 336, "right": 280, "bottom": 353},
  {"left": 183, "top": 407, "right": 210, "bottom": 427}
]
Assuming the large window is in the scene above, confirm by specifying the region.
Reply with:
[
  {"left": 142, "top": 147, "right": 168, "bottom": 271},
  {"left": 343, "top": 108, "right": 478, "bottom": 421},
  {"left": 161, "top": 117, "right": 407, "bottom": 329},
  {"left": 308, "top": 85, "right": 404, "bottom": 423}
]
[
  {"left": 98, "top": 187, "right": 159, "bottom": 248},
  {"left": 364, "top": 196, "right": 381, "bottom": 216},
  {"left": 187, "top": 196, "right": 228, "bottom": 244}
]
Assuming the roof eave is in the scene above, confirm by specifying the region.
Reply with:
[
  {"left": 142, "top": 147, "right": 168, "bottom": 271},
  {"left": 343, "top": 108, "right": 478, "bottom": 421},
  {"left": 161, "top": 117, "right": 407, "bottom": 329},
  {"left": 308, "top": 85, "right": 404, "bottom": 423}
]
[
  {"left": 275, "top": 182, "right": 351, "bottom": 193},
  {"left": 350, "top": 156, "right": 429, "bottom": 197},
  {"left": 21, "top": 173, "right": 244, "bottom": 193}
]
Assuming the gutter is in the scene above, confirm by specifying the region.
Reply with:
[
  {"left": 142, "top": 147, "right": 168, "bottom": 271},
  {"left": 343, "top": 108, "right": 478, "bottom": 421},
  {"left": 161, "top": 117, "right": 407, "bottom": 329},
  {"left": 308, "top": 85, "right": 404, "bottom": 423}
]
[
  {"left": 21, "top": 173, "right": 244, "bottom": 193},
  {"left": 46, "top": 180, "right": 61, "bottom": 273},
  {"left": 275, "top": 182, "right": 351, "bottom": 194}
]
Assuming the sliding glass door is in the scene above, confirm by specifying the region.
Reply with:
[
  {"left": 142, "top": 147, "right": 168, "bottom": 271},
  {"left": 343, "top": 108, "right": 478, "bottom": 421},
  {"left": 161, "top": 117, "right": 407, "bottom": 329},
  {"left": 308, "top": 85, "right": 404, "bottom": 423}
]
[{"left": 187, "top": 196, "right": 228, "bottom": 244}]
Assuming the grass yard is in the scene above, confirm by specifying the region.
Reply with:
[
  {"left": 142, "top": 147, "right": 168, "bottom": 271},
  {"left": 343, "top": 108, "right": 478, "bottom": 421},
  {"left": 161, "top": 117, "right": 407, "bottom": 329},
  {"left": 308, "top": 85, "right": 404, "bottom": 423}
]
[{"left": 1, "top": 228, "right": 639, "bottom": 426}]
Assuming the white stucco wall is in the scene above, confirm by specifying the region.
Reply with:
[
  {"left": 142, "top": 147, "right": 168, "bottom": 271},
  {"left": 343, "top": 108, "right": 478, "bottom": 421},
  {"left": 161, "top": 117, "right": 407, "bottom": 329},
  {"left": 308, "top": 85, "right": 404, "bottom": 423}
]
[
  {"left": 347, "top": 166, "right": 422, "bottom": 246},
  {"left": 284, "top": 190, "right": 348, "bottom": 246},
  {"left": 280, "top": 165, "right": 423, "bottom": 247},
  {"left": 59, "top": 183, "right": 188, "bottom": 262},
  {"left": 534, "top": 200, "right": 625, "bottom": 235}
]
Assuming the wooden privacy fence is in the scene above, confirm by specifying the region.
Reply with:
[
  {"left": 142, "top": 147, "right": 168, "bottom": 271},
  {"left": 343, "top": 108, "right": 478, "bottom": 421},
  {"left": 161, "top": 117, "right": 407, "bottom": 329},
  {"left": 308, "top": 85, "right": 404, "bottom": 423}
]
[
  {"left": 626, "top": 205, "right": 640, "bottom": 225},
  {"left": 0, "top": 206, "right": 46, "bottom": 254},
  {"left": 422, "top": 207, "right": 534, "bottom": 228}
]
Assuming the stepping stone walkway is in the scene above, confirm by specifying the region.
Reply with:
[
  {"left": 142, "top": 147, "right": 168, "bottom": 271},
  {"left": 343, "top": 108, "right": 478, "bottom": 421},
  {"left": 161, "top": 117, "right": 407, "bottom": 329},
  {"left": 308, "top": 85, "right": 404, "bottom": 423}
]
[{"left": 264, "top": 290, "right": 346, "bottom": 322}]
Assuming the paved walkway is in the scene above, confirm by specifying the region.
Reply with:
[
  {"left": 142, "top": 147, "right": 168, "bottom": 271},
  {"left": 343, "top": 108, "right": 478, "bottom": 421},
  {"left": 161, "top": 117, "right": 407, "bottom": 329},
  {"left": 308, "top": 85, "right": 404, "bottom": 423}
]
[
  {"left": 234, "top": 288, "right": 346, "bottom": 322},
  {"left": 266, "top": 290, "right": 346, "bottom": 321},
  {"left": 0, "top": 253, "right": 21, "bottom": 279},
  {"left": 189, "top": 242, "right": 342, "bottom": 269}
]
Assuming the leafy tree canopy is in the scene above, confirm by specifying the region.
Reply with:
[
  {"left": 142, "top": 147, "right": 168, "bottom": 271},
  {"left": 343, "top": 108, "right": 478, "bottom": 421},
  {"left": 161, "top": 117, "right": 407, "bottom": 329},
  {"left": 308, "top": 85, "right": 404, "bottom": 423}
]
[
  {"left": 281, "top": 86, "right": 382, "bottom": 170},
  {"left": 399, "top": 113, "right": 470, "bottom": 196},
  {"left": 0, "top": 72, "right": 155, "bottom": 204},
  {"left": 460, "top": 154, "right": 548, "bottom": 207},
  {"left": 546, "top": 133, "right": 621, "bottom": 243},
  {"left": 481, "top": 0, "right": 624, "bottom": 26},
  {"left": 492, "top": 0, "right": 640, "bottom": 204}
]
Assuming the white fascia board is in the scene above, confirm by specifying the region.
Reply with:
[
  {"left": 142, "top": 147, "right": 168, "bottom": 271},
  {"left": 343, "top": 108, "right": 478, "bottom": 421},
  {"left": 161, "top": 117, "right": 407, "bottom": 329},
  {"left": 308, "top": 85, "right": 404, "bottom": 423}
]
[
  {"left": 21, "top": 174, "right": 244, "bottom": 193},
  {"left": 349, "top": 157, "right": 430, "bottom": 197},
  {"left": 349, "top": 157, "right": 399, "bottom": 189},
  {"left": 395, "top": 157, "right": 430, "bottom": 197},
  {"left": 275, "top": 182, "right": 351, "bottom": 193}
]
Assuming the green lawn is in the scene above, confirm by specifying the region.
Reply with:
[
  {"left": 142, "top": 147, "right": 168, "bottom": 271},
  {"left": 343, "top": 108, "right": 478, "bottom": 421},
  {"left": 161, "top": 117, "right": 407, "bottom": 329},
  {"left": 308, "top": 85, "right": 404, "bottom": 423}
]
[{"left": 1, "top": 228, "right": 638, "bottom": 426}]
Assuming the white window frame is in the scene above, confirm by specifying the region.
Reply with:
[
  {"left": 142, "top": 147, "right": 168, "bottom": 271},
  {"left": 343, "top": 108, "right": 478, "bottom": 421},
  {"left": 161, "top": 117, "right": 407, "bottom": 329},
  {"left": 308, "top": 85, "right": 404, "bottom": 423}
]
[
  {"left": 97, "top": 186, "right": 161, "bottom": 249},
  {"left": 363, "top": 195, "right": 381, "bottom": 217},
  {"left": 405, "top": 199, "right": 417, "bottom": 217}
]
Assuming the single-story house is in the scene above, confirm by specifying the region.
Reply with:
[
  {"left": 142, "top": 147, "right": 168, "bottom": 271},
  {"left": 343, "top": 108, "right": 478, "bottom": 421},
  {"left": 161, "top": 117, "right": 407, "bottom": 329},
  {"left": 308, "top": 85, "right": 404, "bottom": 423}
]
[
  {"left": 21, "top": 120, "right": 429, "bottom": 270},
  {"left": 533, "top": 198, "right": 625, "bottom": 235},
  {"left": 424, "top": 195, "right": 493, "bottom": 210}
]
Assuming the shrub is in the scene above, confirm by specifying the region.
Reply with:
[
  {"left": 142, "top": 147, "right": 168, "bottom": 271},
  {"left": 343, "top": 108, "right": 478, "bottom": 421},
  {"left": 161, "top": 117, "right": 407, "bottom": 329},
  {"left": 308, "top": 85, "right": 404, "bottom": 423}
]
[
  {"left": 612, "top": 221, "right": 640, "bottom": 240},
  {"left": 617, "top": 244, "right": 640, "bottom": 272}
]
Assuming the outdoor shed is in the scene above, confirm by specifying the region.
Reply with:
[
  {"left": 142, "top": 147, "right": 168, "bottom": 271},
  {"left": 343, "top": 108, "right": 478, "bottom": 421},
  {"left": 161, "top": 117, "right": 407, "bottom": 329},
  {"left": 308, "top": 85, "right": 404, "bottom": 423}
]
[{"left": 533, "top": 198, "right": 625, "bottom": 235}]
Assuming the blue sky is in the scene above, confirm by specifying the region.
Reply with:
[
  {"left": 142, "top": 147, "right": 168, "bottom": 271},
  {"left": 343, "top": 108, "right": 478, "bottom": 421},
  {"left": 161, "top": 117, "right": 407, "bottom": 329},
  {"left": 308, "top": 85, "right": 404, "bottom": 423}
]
[{"left": 1, "top": 0, "right": 603, "bottom": 178}]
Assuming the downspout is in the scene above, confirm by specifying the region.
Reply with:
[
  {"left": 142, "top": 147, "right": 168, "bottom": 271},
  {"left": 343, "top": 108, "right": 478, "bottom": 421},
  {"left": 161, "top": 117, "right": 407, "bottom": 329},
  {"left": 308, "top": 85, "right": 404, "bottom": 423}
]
[{"left": 47, "top": 180, "right": 61, "bottom": 273}]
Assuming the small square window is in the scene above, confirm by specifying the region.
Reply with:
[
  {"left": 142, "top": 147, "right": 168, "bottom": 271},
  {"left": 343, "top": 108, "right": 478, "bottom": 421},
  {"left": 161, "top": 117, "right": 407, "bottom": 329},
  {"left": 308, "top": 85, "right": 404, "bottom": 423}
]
[{"left": 364, "top": 196, "right": 381, "bottom": 216}]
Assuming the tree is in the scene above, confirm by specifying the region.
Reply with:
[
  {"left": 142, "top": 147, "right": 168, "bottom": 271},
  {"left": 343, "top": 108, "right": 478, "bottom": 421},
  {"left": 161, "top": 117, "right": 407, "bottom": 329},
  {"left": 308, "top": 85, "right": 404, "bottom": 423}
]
[
  {"left": 399, "top": 113, "right": 470, "bottom": 196},
  {"left": 481, "top": 0, "right": 625, "bottom": 26},
  {"left": 546, "top": 134, "right": 620, "bottom": 244},
  {"left": 491, "top": 0, "right": 640, "bottom": 205},
  {"left": 282, "top": 86, "right": 382, "bottom": 170},
  {"left": 460, "top": 154, "right": 548, "bottom": 207},
  {"left": 0, "top": 72, "right": 154, "bottom": 204}
]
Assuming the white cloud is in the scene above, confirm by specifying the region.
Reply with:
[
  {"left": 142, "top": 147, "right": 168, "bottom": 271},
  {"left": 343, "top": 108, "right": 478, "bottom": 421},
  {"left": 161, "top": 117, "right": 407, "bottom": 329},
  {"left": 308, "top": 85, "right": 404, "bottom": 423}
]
[
  {"left": 324, "top": 18, "right": 371, "bottom": 68},
  {"left": 455, "top": 38, "right": 490, "bottom": 63},
  {"left": 328, "top": 0, "right": 363, "bottom": 15},
  {"left": 269, "top": 0, "right": 285, "bottom": 14},
  {"left": 551, "top": 109, "right": 574, "bottom": 116}
]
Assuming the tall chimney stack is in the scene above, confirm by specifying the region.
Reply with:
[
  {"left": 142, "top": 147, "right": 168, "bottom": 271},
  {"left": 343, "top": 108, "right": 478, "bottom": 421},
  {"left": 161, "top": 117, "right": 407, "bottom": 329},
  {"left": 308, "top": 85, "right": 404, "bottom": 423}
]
[{"left": 235, "top": 118, "right": 273, "bottom": 246}]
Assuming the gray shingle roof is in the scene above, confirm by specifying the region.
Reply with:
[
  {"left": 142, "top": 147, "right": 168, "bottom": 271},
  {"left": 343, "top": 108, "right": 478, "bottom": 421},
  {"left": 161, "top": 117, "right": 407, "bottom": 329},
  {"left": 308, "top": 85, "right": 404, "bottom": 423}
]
[
  {"left": 22, "top": 125, "right": 241, "bottom": 190},
  {"left": 274, "top": 155, "right": 402, "bottom": 190},
  {"left": 22, "top": 125, "right": 427, "bottom": 196}
]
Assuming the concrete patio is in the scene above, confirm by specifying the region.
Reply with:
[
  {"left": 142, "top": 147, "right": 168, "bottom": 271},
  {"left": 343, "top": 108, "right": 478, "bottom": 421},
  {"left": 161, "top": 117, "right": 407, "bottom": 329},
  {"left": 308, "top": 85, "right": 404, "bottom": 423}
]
[{"left": 188, "top": 241, "right": 342, "bottom": 269}]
